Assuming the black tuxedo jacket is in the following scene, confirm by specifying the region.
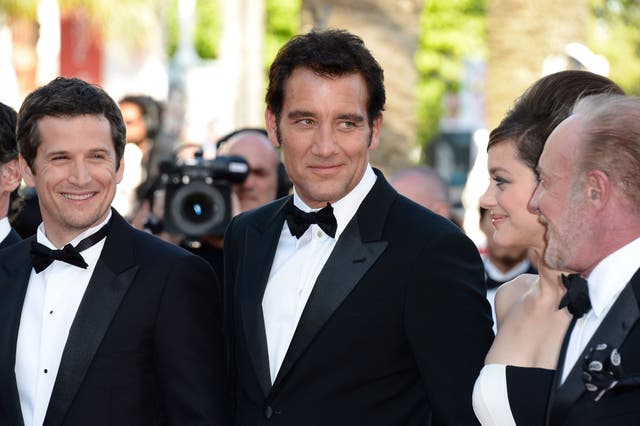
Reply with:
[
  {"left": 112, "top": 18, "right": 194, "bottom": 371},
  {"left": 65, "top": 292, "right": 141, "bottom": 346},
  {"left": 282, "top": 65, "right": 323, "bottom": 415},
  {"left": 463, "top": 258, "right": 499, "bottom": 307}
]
[
  {"left": 549, "top": 268, "right": 640, "bottom": 426},
  {"left": 0, "top": 210, "right": 230, "bottom": 426},
  {"left": 224, "top": 170, "right": 494, "bottom": 426},
  {"left": 0, "top": 227, "right": 21, "bottom": 249}
]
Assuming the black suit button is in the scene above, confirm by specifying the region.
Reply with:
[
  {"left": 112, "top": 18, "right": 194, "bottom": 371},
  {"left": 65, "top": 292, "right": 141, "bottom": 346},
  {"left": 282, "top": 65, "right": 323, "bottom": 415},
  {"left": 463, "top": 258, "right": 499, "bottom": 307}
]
[{"left": 264, "top": 405, "right": 273, "bottom": 419}]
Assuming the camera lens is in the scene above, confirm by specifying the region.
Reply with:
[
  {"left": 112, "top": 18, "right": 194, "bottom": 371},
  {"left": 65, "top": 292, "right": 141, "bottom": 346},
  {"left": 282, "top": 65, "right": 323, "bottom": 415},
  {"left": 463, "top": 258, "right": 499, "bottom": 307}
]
[
  {"left": 181, "top": 192, "right": 214, "bottom": 223},
  {"left": 167, "top": 181, "right": 227, "bottom": 236}
]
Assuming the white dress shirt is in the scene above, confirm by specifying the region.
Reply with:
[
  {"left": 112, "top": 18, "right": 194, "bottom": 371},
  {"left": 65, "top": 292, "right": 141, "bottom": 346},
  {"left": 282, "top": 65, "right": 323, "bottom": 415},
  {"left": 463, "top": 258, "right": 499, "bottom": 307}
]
[
  {"left": 15, "top": 212, "right": 111, "bottom": 426},
  {"left": 0, "top": 216, "right": 11, "bottom": 242},
  {"left": 262, "top": 165, "right": 377, "bottom": 383},
  {"left": 561, "top": 236, "right": 640, "bottom": 382}
]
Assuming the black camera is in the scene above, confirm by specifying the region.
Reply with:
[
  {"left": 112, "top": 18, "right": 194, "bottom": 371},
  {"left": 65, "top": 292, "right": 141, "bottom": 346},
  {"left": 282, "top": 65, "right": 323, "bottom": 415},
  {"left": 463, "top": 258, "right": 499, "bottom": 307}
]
[{"left": 159, "top": 154, "right": 249, "bottom": 237}]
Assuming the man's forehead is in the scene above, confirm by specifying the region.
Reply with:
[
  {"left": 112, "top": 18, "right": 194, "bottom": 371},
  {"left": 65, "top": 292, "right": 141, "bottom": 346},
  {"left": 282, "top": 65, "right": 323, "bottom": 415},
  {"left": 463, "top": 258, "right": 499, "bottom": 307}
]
[{"left": 540, "top": 115, "right": 583, "bottom": 175}]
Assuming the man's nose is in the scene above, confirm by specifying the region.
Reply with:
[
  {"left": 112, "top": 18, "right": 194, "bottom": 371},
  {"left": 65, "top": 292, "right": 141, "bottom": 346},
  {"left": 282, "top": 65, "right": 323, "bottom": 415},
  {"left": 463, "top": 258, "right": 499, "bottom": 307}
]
[
  {"left": 311, "top": 125, "right": 338, "bottom": 157},
  {"left": 68, "top": 160, "right": 92, "bottom": 185},
  {"left": 528, "top": 183, "right": 542, "bottom": 215}
]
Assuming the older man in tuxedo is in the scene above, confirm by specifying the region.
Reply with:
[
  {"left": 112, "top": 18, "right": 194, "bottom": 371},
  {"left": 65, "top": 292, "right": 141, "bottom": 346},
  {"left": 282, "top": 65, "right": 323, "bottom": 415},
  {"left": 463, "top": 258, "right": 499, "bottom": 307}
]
[
  {"left": 224, "top": 29, "right": 494, "bottom": 426},
  {"left": 0, "top": 102, "right": 21, "bottom": 248},
  {"left": 0, "top": 77, "right": 229, "bottom": 425},
  {"left": 530, "top": 93, "right": 640, "bottom": 425}
]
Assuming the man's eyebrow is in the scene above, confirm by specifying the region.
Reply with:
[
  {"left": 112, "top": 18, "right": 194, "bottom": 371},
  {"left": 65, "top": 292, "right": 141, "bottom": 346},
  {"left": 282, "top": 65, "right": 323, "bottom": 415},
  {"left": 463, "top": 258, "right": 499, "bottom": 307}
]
[
  {"left": 336, "top": 113, "right": 364, "bottom": 122},
  {"left": 287, "top": 110, "right": 316, "bottom": 119}
]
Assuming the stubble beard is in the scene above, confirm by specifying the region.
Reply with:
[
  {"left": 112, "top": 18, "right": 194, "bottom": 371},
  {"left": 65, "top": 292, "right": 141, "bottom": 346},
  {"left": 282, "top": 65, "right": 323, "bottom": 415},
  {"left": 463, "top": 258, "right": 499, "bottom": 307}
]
[{"left": 543, "top": 226, "right": 570, "bottom": 270}]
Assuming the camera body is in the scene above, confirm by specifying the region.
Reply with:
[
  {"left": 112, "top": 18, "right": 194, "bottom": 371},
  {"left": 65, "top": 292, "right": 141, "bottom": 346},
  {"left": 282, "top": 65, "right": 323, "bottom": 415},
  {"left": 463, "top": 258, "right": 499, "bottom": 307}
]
[{"left": 160, "top": 154, "right": 249, "bottom": 237}]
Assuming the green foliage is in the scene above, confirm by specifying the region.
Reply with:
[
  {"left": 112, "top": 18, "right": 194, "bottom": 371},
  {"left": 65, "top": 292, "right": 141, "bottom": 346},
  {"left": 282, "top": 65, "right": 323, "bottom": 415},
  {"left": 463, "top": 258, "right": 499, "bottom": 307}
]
[
  {"left": 166, "top": 0, "right": 220, "bottom": 60},
  {"left": 194, "top": 0, "right": 220, "bottom": 59},
  {"left": 416, "top": 0, "right": 486, "bottom": 155},
  {"left": 166, "top": 0, "right": 179, "bottom": 58},
  {"left": 590, "top": 0, "right": 640, "bottom": 95},
  {"left": 265, "top": 0, "right": 300, "bottom": 72},
  {"left": 0, "top": 0, "right": 39, "bottom": 21}
]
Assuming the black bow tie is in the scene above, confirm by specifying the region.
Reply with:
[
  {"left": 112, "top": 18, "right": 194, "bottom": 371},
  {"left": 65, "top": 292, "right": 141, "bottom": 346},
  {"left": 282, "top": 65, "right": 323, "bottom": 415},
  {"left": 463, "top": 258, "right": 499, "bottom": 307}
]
[
  {"left": 284, "top": 200, "right": 337, "bottom": 239},
  {"left": 559, "top": 273, "right": 592, "bottom": 318},
  {"left": 30, "top": 221, "right": 111, "bottom": 273}
]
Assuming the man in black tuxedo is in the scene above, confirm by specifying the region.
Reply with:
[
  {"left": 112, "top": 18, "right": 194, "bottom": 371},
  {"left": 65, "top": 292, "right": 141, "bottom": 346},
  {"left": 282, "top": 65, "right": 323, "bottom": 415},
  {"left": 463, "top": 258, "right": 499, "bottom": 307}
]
[
  {"left": 0, "top": 77, "right": 229, "bottom": 425},
  {"left": 224, "top": 29, "right": 494, "bottom": 426},
  {"left": 530, "top": 93, "right": 640, "bottom": 425},
  {"left": 0, "top": 101, "right": 22, "bottom": 248}
]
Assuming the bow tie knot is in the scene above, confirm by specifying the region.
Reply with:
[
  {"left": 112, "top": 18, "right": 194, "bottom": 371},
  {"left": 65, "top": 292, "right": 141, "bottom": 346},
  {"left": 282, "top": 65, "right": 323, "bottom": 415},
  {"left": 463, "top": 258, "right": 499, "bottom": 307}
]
[
  {"left": 30, "top": 220, "right": 111, "bottom": 273},
  {"left": 559, "top": 273, "right": 592, "bottom": 318},
  {"left": 31, "top": 242, "right": 88, "bottom": 273},
  {"left": 284, "top": 200, "right": 337, "bottom": 239}
]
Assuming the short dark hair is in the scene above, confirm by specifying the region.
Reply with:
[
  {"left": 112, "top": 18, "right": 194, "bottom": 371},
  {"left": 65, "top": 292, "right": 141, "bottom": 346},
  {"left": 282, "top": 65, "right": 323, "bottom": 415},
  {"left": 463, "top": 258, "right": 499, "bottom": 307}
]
[
  {"left": 488, "top": 70, "right": 624, "bottom": 171},
  {"left": 17, "top": 77, "right": 126, "bottom": 171},
  {"left": 0, "top": 101, "right": 17, "bottom": 164},
  {"left": 266, "top": 29, "right": 385, "bottom": 126}
]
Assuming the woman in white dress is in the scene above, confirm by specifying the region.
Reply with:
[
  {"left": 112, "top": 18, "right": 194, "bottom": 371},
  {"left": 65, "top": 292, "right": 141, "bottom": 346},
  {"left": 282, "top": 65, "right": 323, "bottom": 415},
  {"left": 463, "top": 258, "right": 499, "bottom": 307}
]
[{"left": 472, "top": 70, "right": 624, "bottom": 426}]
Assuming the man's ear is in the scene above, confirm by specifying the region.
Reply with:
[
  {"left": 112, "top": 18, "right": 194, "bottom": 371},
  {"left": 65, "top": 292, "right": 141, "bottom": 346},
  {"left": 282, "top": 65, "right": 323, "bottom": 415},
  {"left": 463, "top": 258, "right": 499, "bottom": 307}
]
[
  {"left": 115, "top": 156, "right": 125, "bottom": 185},
  {"left": 0, "top": 158, "right": 21, "bottom": 193},
  {"left": 18, "top": 156, "right": 35, "bottom": 188},
  {"left": 368, "top": 113, "right": 383, "bottom": 151},
  {"left": 265, "top": 107, "right": 280, "bottom": 148},
  {"left": 585, "top": 169, "right": 609, "bottom": 210}
]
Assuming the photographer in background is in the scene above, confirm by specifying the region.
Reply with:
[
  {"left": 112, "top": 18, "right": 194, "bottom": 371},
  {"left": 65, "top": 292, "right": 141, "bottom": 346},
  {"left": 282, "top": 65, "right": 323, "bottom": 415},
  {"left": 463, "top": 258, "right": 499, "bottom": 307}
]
[
  {"left": 217, "top": 128, "right": 289, "bottom": 211},
  {"left": 114, "top": 95, "right": 164, "bottom": 219},
  {"left": 132, "top": 128, "right": 289, "bottom": 281}
]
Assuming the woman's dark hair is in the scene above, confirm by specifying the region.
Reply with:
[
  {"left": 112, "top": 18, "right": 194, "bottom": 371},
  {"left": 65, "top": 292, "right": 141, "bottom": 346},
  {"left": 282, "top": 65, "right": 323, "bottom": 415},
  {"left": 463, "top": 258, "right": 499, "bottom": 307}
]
[{"left": 488, "top": 70, "right": 624, "bottom": 170}]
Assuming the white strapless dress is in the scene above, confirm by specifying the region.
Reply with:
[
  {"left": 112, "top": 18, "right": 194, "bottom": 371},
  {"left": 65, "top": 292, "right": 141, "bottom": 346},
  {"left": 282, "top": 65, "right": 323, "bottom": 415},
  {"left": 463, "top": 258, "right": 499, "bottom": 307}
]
[{"left": 472, "top": 363, "right": 554, "bottom": 426}]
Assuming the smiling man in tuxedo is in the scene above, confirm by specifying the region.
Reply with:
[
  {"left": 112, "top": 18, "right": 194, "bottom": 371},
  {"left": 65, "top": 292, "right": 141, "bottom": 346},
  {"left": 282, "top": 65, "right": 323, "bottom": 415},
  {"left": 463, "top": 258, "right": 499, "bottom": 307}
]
[
  {"left": 0, "top": 77, "right": 229, "bottom": 425},
  {"left": 0, "top": 101, "right": 21, "bottom": 248},
  {"left": 224, "top": 29, "right": 494, "bottom": 426},
  {"left": 530, "top": 94, "right": 640, "bottom": 425}
]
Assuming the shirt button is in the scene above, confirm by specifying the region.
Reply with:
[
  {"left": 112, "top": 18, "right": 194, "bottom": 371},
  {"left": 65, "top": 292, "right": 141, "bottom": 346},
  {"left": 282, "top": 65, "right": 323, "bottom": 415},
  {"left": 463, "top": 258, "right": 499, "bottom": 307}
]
[
  {"left": 264, "top": 405, "right": 273, "bottom": 419},
  {"left": 317, "top": 230, "right": 323, "bottom": 238},
  {"left": 44, "top": 369, "right": 48, "bottom": 373}
]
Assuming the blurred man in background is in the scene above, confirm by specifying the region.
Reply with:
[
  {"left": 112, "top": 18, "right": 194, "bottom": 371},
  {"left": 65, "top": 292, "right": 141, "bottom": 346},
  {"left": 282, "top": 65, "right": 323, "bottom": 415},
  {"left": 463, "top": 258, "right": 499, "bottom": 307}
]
[
  {"left": 0, "top": 101, "right": 21, "bottom": 247},
  {"left": 390, "top": 165, "right": 451, "bottom": 219},
  {"left": 217, "top": 129, "right": 284, "bottom": 212},
  {"left": 479, "top": 207, "right": 536, "bottom": 328}
]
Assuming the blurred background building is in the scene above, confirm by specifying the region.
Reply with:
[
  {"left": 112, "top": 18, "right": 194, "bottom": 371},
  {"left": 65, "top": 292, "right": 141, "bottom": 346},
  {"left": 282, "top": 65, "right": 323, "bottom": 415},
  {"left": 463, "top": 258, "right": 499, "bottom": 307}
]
[{"left": 1, "top": 0, "right": 638, "bottom": 243}]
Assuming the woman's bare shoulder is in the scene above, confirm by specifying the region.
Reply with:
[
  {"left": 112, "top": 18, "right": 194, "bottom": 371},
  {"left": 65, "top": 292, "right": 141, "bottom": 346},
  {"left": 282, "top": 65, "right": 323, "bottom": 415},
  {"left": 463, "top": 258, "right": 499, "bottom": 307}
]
[{"left": 494, "top": 274, "right": 538, "bottom": 326}]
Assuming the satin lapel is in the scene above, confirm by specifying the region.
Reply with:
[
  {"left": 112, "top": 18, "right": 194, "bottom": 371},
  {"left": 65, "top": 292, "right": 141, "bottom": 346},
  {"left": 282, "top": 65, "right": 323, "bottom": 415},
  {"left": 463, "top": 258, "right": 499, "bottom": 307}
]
[
  {"left": 0, "top": 239, "right": 33, "bottom": 424},
  {"left": 44, "top": 212, "right": 138, "bottom": 426},
  {"left": 271, "top": 217, "right": 387, "bottom": 390},
  {"left": 550, "top": 269, "right": 640, "bottom": 425},
  {"left": 271, "top": 170, "right": 393, "bottom": 392},
  {"left": 0, "top": 228, "right": 21, "bottom": 248},
  {"left": 545, "top": 317, "right": 576, "bottom": 426},
  {"left": 240, "top": 202, "right": 287, "bottom": 396}
]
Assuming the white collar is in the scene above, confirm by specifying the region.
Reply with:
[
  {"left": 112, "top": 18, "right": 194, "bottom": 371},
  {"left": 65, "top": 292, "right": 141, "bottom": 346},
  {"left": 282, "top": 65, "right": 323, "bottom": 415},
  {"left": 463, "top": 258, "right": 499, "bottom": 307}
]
[
  {"left": 37, "top": 210, "right": 113, "bottom": 250},
  {"left": 0, "top": 216, "right": 10, "bottom": 242},
  {"left": 292, "top": 165, "right": 377, "bottom": 240},
  {"left": 482, "top": 257, "right": 532, "bottom": 282},
  {"left": 587, "top": 236, "right": 640, "bottom": 317}
]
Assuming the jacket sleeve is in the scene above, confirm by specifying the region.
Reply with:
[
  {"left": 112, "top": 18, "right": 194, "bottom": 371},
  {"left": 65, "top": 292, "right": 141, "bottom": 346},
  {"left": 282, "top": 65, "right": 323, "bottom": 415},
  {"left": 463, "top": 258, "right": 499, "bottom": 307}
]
[
  {"left": 405, "top": 229, "right": 494, "bottom": 426},
  {"left": 154, "top": 252, "right": 232, "bottom": 425}
]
